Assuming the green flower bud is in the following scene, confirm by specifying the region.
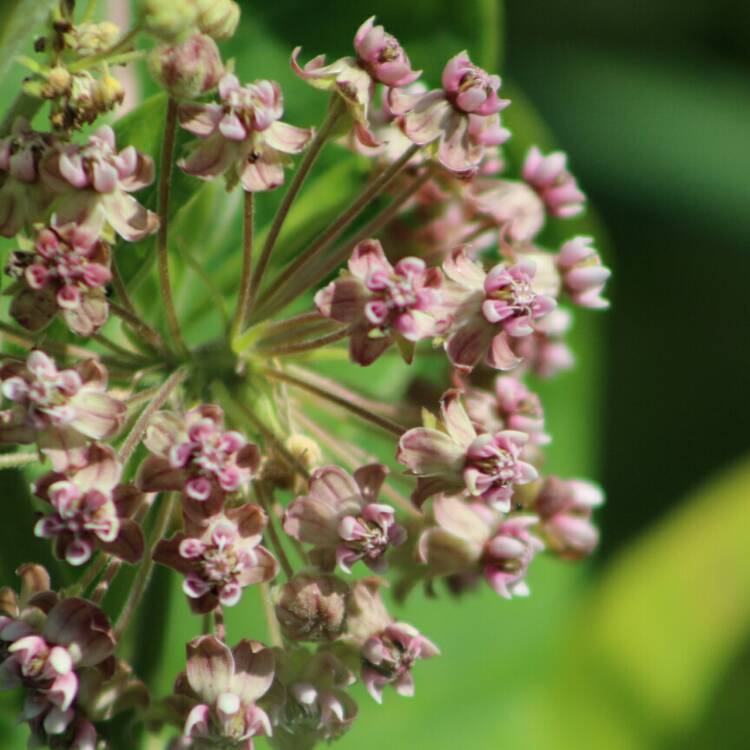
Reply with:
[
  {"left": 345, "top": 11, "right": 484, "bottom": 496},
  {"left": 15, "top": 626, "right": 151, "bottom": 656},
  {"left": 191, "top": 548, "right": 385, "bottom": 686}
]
[
  {"left": 195, "top": 0, "right": 241, "bottom": 41},
  {"left": 139, "top": 0, "right": 199, "bottom": 43}
]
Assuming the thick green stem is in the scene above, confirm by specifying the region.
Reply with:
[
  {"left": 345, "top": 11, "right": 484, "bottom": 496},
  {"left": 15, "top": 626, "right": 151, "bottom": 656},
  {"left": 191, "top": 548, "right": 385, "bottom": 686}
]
[
  {"left": 231, "top": 191, "right": 255, "bottom": 335},
  {"left": 156, "top": 98, "right": 188, "bottom": 357},
  {"left": 244, "top": 97, "right": 347, "bottom": 320},
  {"left": 253, "top": 143, "right": 419, "bottom": 317}
]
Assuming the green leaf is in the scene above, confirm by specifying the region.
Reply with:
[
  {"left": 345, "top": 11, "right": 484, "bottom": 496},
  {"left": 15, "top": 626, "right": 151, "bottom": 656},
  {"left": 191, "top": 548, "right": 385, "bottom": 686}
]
[
  {"left": 0, "top": 0, "right": 56, "bottom": 82},
  {"left": 519, "top": 453, "right": 750, "bottom": 749}
]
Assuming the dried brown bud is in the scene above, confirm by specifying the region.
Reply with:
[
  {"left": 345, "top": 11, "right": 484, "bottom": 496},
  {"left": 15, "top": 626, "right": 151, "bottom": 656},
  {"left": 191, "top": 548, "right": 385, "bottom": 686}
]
[
  {"left": 148, "top": 33, "right": 223, "bottom": 100},
  {"left": 274, "top": 573, "right": 350, "bottom": 642}
]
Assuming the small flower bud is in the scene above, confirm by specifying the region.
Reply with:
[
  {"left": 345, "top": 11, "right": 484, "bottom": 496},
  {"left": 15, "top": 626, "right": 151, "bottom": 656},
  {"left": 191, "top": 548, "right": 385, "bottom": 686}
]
[
  {"left": 139, "top": 0, "right": 199, "bottom": 42},
  {"left": 275, "top": 573, "right": 350, "bottom": 642},
  {"left": 44, "top": 66, "right": 72, "bottom": 98},
  {"left": 195, "top": 0, "right": 241, "bottom": 41},
  {"left": 93, "top": 73, "right": 125, "bottom": 111},
  {"left": 148, "top": 33, "right": 223, "bottom": 100},
  {"left": 66, "top": 21, "right": 120, "bottom": 56}
]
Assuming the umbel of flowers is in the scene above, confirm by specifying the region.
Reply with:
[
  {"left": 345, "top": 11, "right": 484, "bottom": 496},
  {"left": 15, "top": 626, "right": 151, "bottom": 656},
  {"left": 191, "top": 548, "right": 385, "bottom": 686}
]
[{"left": 0, "top": 3, "right": 610, "bottom": 749}]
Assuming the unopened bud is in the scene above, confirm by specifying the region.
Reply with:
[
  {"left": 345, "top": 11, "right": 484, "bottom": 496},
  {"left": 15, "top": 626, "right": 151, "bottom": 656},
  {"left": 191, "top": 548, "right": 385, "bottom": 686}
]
[
  {"left": 195, "top": 0, "right": 241, "bottom": 41},
  {"left": 93, "top": 73, "right": 125, "bottom": 110},
  {"left": 275, "top": 573, "right": 349, "bottom": 642},
  {"left": 148, "top": 33, "right": 223, "bottom": 100},
  {"left": 67, "top": 21, "right": 121, "bottom": 56},
  {"left": 44, "top": 66, "right": 72, "bottom": 98},
  {"left": 139, "top": 0, "right": 199, "bottom": 43}
]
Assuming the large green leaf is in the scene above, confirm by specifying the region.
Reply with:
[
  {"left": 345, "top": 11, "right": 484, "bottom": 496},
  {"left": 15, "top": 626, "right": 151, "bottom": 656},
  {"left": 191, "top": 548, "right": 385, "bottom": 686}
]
[{"left": 517, "top": 453, "right": 750, "bottom": 749}]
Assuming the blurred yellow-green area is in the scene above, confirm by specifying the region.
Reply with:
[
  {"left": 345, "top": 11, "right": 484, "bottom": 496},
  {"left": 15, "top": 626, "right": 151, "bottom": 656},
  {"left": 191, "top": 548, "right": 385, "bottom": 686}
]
[{"left": 0, "top": 0, "right": 749, "bottom": 748}]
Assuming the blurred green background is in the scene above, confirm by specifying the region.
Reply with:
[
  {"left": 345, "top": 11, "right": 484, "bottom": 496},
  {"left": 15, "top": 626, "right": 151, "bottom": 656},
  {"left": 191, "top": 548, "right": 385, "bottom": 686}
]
[{"left": 1, "top": 0, "right": 749, "bottom": 748}]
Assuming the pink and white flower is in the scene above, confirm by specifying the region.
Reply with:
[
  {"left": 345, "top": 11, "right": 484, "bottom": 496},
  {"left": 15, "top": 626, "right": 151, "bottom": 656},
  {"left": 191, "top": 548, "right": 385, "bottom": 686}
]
[
  {"left": 398, "top": 389, "right": 537, "bottom": 510},
  {"left": 7, "top": 220, "right": 111, "bottom": 336},
  {"left": 556, "top": 235, "right": 611, "bottom": 309},
  {"left": 442, "top": 247, "right": 556, "bottom": 372},
  {"left": 138, "top": 404, "right": 260, "bottom": 504},
  {"left": 154, "top": 503, "right": 277, "bottom": 613},
  {"left": 267, "top": 649, "right": 358, "bottom": 745},
  {"left": 0, "top": 351, "right": 126, "bottom": 471},
  {"left": 522, "top": 146, "right": 586, "bottom": 219},
  {"left": 342, "top": 579, "right": 438, "bottom": 704},
  {"left": 41, "top": 125, "right": 159, "bottom": 242},
  {"left": 388, "top": 51, "right": 510, "bottom": 175},
  {"left": 284, "top": 464, "right": 406, "bottom": 574},
  {"left": 314, "top": 239, "right": 448, "bottom": 365},
  {"left": 178, "top": 74, "right": 313, "bottom": 192},
  {"left": 0, "top": 589, "right": 115, "bottom": 742},
  {"left": 418, "top": 495, "right": 543, "bottom": 598},
  {"left": 0, "top": 118, "right": 57, "bottom": 237},
  {"left": 174, "top": 635, "right": 275, "bottom": 749},
  {"left": 292, "top": 17, "right": 420, "bottom": 148},
  {"left": 465, "top": 376, "right": 549, "bottom": 446},
  {"left": 532, "top": 476, "right": 604, "bottom": 559},
  {"left": 33, "top": 443, "right": 144, "bottom": 567}
]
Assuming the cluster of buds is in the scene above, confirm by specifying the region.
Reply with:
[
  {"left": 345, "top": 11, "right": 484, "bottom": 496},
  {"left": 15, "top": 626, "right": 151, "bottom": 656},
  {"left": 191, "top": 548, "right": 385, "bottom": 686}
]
[{"left": 0, "top": 5, "right": 609, "bottom": 750}]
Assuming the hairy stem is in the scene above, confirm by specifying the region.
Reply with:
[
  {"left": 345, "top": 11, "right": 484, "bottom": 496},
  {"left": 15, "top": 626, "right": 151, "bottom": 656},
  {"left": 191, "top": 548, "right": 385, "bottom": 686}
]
[
  {"left": 108, "top": 301, "right": 166, "bottom": 356},
  {"left": 0, "top": 451, "right": 39, "bottom": 469},
  {"left": 118, "top": 367, "right": 187, "bottom": 466},
  {"left": 232, "top": 191, "right": 255, "bottom": 335},
  {"left": 244, "top": 97, "right": 347, "bottom": 320},
  {"left": 254, "top": 143, "right": 420, "bottom": 317},
  {"left": 258, "top": 165, "right": 435, "bottom": 319},
  {"left": 156, "top": 98, "right": 188, "bottom": 357},
  {"left": 264, "top": 367, "right": 405, "bottom": 436},
  {"left": 256, "top": 326, "right": 349, "bottom": 357},
  {"left": 260, "top": 582, "right": 283, "bottom": 647},
  {"left": 255, "top": 483, "right": 294, "bottom": 580},
  {"left": 114, "top": 493, "right": 176, "bottom": 639}
]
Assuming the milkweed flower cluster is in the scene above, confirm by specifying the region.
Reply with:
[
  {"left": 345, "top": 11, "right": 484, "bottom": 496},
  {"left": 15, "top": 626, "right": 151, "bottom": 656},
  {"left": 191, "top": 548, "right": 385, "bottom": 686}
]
[{"left": 0, "top": 3, "right": 609, "bottom": 748}]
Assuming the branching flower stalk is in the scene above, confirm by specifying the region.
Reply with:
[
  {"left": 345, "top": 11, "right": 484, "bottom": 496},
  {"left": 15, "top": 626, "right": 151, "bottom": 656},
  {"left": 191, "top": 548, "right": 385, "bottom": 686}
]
[{"left": 0, "top": 4, "right": 611, "bottom": 749}]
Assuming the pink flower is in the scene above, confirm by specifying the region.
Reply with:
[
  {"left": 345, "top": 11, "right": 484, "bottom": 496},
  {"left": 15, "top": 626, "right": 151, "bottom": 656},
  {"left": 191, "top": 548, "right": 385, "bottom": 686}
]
[
  {"left": 397, "top": 389, "right": 537, "bottom": 510},
  {"left": 0, "top": 118, "right": 57, "bottom": 237},
  {"left": 0, "top": 351, "right": 126, "bottom": 471},
  {"left": 138, "top": 404, "right": 260, "bottom": 504},
  {"left": 292, "top": 17, "right": 419, "bottom": 148},
  {"left": 267, "top": 650, "right": 358, "bottom": 744},
  {"left": 522, "top": 145, "right": 586, "bottom": 219},
  {"left": 361, "top": 622, "right": 439, "bottom": 704},
  {"left": 0, "top": 591, "right": 115, "bottom": 741},
  {"left": 468, "top": 178, "right": 546, "bottom": 242},
  {"left": 353, "top": 16, "right": 421, "bottom": 87},
  {"left": 465, "top": 376, "right": 549, "bottom": 446},
  {"left": 284, "top": 464, "right": 406, "bottom": 574},
  {"left": 442, "top": 248, "right": 556, "bottom": 372},
  {"left": 532, "top": 476, "right": 604, "bottom": 559},
  {"left": 418, "top": 495, "right": 543, "bottom": 598},
  {"left": 33, "top": 443, "right": 144, "bottom": 567},
  {"left": 154, "top": 503, "right": 278, "bottom": 613},
  {"left": 149, "top": 32, "right": 224, "bottom": 100},
  {"left": 7, "top": 220, "right": 111, "bottom": 336},
  {"left": 388, "top": 51, "right": 510, "bottom": 175},
  {"left": 556, "top": 235, "right": 611, "bottom": 309},
  {"left": 314, "top": 239, "right": 448, "bottom": 365},
  {"left": 178, "top": 74, "right": 313, "bottom": 192},
  {"left": 41, "top": 125, "right": 159, "bottom": 242},
  {"left": 175, "top": 635, "right": 274, "bottom": 748},
  {"left": 512, "top": 307, "right": 575, "bottom": 378},
  {"left": 342, "top": 579, "right": 438, "bottom": 704}
]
